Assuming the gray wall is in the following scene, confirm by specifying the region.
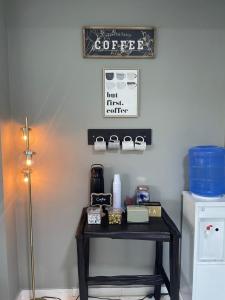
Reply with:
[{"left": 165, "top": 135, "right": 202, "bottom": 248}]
[
  {"left": 0, "top": 0, "right": 9, "bottom": 295},
  {"left": 6, "top": 0, "right": 225, "bottom": 290},
  {"left": 0, "top": 0, "right": 19, "bottom": 299}
]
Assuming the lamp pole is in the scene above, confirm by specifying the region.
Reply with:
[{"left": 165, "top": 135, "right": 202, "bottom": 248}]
[
  {"left": 22, "top": 117, "right": 60, "bottom": 300},
  {"left": 22, "top": 117, "right": 41, "bottom": 300}
]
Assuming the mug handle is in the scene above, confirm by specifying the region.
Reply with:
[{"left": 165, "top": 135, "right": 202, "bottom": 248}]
[
  {"left": 123, "top": 136, "right": 132, "bottom": 142},
  {"left": 96, "top": 136, "right": 105, "bottom": 142},
  {"left": 109, "top": 135, "right": 119, "bottom": 142},
  {"left": 135, "top": 136, "right": 145, "bottom": 144}
]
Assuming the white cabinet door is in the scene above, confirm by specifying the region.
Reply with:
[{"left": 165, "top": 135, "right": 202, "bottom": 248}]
[{"left": 194, "top": 265, "right": 225, "bottom": 300}]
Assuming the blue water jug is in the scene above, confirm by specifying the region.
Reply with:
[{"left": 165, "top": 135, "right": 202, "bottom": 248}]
[{"left": 189, "top": 145, "right": 225, "bottom": 197}]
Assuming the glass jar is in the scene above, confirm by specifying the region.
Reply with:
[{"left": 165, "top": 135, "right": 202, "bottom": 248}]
[
  {"left": 108, "top": 208, "right": 123, "bottom": 224},
  {"left": 136, "top": 185, "right": 150, "bottom": 204},
  {"left": 87, "top": 207, "right": 101, "bottom": 224}
]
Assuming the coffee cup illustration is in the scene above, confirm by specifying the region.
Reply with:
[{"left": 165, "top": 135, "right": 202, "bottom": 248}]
[{"left": 106, "top": 72, "right": 114, "bottom": 80}]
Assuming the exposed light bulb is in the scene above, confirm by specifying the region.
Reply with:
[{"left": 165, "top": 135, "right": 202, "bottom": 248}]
[
  {"left": 22, "top": 127, "right": 28, "bottom": 141},
  {"left": 26, "top": 156, "right": 32, "bottom": 166},
  {"left": 24, "top": 174, "right": 29, "bottom": 183},
  {"left": 25, "top": 150, "right": 34, "bottom": 166}
]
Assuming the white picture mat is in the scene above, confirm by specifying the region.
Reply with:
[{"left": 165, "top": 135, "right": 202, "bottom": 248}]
[{"left": 103, "top": 69, "right": 139, "bottom": 117}]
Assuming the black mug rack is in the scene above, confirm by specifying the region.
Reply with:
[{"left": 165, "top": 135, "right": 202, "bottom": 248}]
[{"left": 88, "top": 129, "right": 152, "bottom": 145}]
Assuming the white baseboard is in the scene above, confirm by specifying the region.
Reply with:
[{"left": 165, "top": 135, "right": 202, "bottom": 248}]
[
  {"left": 16, "top": 289, "right": 74, "bottom": 300},
  {"left": 16, "top": 286, "right": 182, "bottom": 300}
]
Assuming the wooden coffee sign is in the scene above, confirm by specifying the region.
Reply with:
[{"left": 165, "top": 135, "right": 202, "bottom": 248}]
[{"left": 83, "top": 26, "right": 155, "bottom": 58}]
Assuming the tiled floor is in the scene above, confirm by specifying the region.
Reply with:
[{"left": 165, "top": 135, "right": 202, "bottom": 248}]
[
  {"left": 92, "top": 296, "right": 170, "bottom": 300},
  {"left": 134, "top": 296, "right": 170, "bottom": 300},
  {"left": 19, "top": 292, "right": 171, "bottom": 300},
  {"left": 118, "top": 298, "right": 170, "bottom": 300}
]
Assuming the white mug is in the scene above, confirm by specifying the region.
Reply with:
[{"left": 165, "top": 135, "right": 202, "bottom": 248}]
[
  {"left": 108, "top": 135, "right": 120, "bottom": 150},
  {"left": 94, "top": 136, "right": 106, "bottom": 151},
  {"left": 134, "top": 136, "right": 146, "bottom": 151},
  {"left": 122, "top": 136, "right": 134, "bottom": 151}
]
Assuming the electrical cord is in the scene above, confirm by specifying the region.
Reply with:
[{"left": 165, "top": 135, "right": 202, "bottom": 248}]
[
  {"left": 137, "top": 292, "right": 169, "bottom": 300},
  {"left": 41, "top": 297, "right": 62, "bottom": 300},
  {"left": 138, "top": 294, "right": 153, "bottom": 300}
]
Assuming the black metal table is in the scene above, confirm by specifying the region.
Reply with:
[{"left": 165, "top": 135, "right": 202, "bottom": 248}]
[{"left": 76, "top": 207, "right": 181, "bottom": 300}]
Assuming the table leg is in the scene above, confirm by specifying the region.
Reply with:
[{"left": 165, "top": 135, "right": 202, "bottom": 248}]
[
  {"left": 84, "top": 238, "right": 90, "bottom": 279},
  {"left": 154, "top": 241, "right": 163, "bottom": 300},
  {"left": 77, "top": 236, "right": 88, "bottom": 300},
  {"left": 169, "top": 235, "right": 180, "bottom": 300}
]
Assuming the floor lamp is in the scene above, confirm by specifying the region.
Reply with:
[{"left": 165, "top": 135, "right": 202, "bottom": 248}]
[{"left": 22, "top": 117, "right": 60, "bottom": 300}]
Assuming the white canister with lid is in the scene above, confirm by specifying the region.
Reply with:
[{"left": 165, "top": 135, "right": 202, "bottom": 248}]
[{"left": 113, "top": 174, "right": 121, "bottom": 208}]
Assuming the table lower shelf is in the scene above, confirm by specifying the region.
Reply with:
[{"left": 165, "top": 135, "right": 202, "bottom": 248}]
[{"left": 88, "top": 274, "right": 163, "bottom": 286}]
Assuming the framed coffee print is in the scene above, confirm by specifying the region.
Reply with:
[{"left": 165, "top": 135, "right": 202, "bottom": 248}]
[{"left": 103, "top": 68, "right": 139, "bottom": 118}]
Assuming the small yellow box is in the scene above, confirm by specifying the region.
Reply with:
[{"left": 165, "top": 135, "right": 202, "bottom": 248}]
[{"left": 148, "top": 206, "right": 161, "bottom": 217}]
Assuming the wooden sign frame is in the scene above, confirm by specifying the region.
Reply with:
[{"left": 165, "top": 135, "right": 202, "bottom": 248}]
[{"left": 83, "top": 26, "right": 155, "bottom": 58}]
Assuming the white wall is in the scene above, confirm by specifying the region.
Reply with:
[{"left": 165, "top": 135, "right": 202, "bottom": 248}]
[
  {"left": 0, "top": 0, "right": 19, "bottom": 299},
  {"left": 6, "top": 0, "right": 225, "bottom": 290}
]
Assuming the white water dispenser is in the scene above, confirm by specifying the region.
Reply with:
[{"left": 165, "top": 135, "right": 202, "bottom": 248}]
[{"left": 181, "top": 191, "right": 225, "bottom": 300}]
